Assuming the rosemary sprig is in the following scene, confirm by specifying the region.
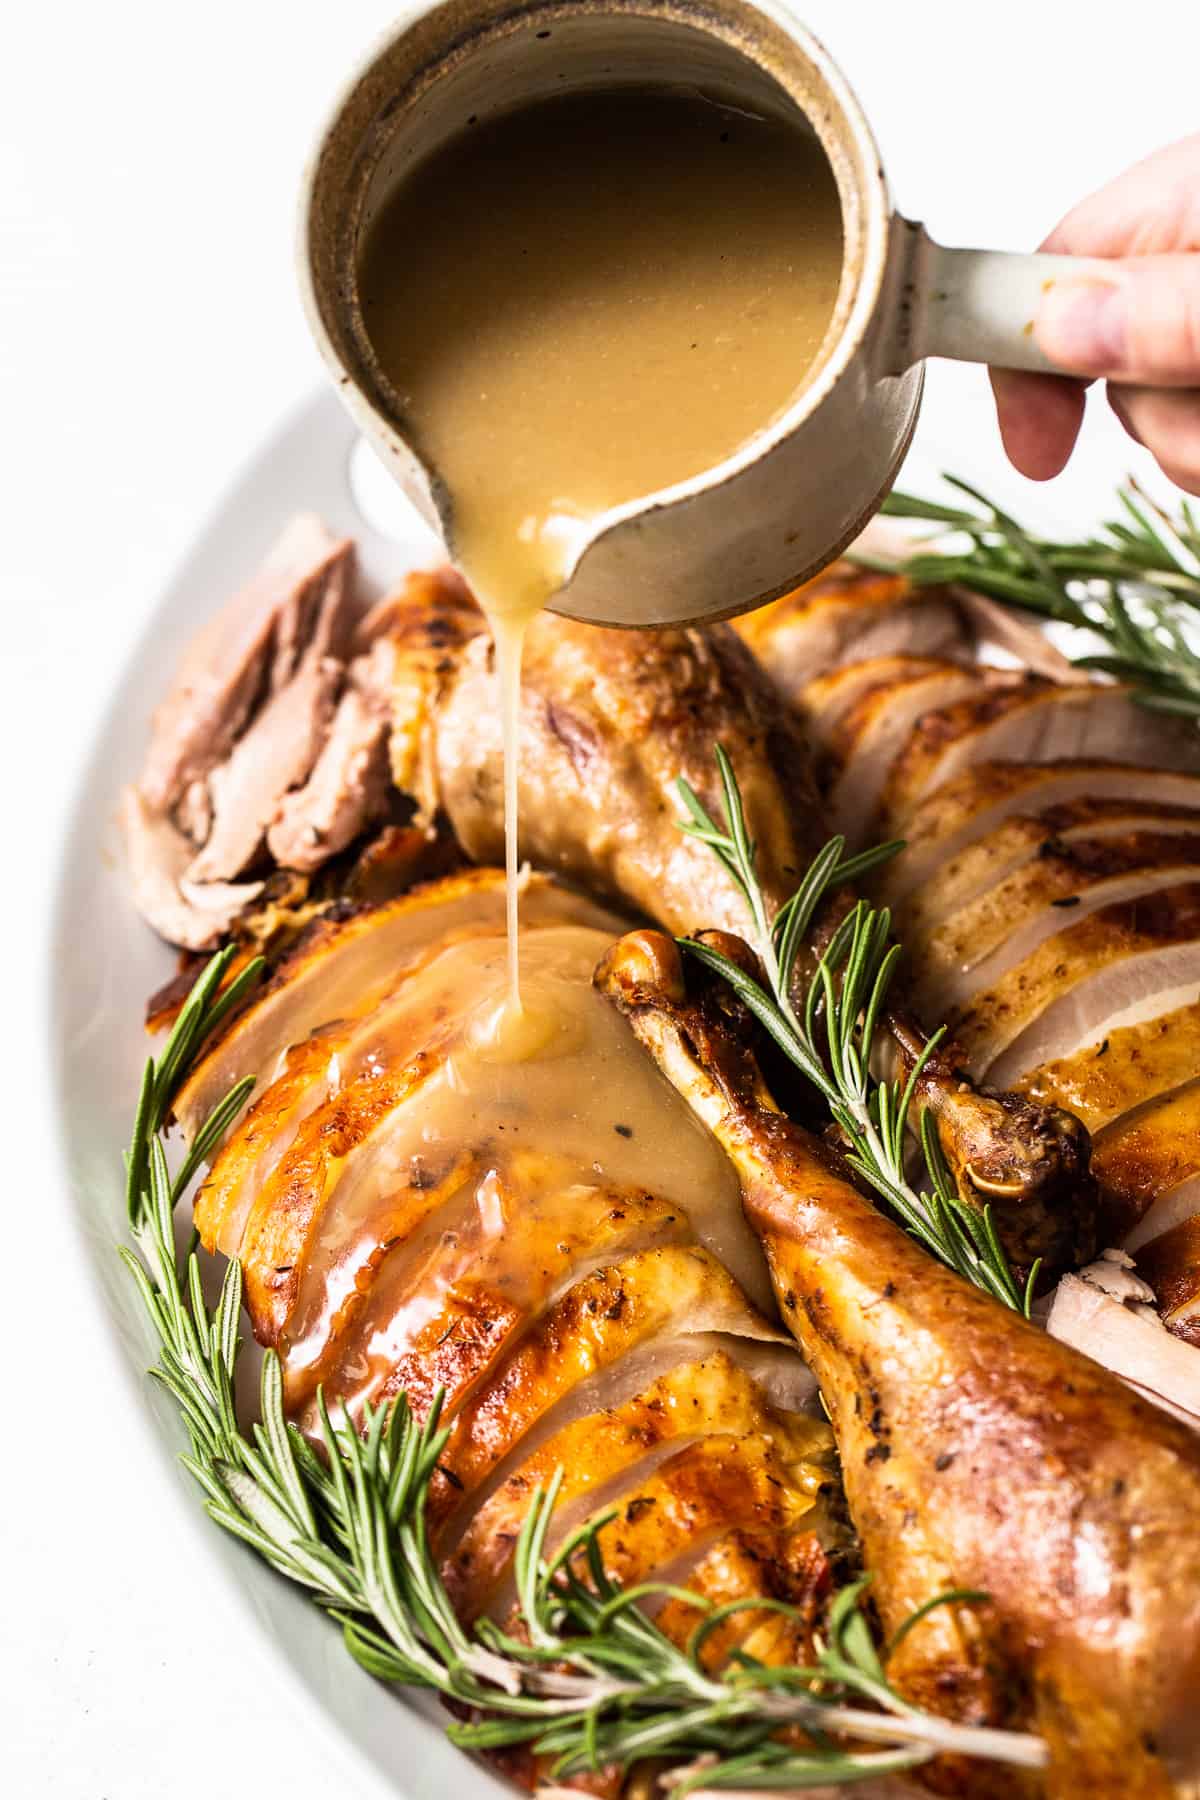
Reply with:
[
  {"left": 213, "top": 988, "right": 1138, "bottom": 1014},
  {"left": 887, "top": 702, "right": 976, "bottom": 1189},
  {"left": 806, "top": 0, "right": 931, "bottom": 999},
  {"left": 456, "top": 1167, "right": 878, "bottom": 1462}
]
[
  {"left": 677, "top": 748, "right": 1036, "bottom": 1315},
  {"left": 120, "top": 945, "right": 1047, "bottom": 1789},
  {"left": 866, "top": 474, "right": 1200, "bottom": 720}
]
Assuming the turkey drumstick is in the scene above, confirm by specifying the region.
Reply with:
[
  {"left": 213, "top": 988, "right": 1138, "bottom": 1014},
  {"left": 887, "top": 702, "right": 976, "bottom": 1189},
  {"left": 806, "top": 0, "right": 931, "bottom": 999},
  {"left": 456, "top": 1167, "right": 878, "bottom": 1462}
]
[{"left": 597, "top": 928, "right": 1200, "bottom": 1799}]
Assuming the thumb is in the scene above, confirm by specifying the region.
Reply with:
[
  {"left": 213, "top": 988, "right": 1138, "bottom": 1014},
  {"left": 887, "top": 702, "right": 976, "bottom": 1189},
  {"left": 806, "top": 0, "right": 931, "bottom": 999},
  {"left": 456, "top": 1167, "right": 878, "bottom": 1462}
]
[{"left": 1036, "top": 256, "right": 1200, "bottom": 386}]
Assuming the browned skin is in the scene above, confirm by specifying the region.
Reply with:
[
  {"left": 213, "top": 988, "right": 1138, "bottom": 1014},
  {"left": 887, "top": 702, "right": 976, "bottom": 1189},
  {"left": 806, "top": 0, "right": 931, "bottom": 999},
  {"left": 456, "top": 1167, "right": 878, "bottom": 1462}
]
[
  {"left": 385, "top": 572, "right": 824, "bottom": 939},
  {"left": 182, "top": 877, "right": 837, "bottom": 1796},
  {"left": 378, "top": 577, "right": 1098, "bottom": 1277},
  {"left": 597, "top": 929, "right": 1200, "bottom": 1799},
  {"left": 1139, "top": 1216, "right": 1200, "bottom": 1345}
]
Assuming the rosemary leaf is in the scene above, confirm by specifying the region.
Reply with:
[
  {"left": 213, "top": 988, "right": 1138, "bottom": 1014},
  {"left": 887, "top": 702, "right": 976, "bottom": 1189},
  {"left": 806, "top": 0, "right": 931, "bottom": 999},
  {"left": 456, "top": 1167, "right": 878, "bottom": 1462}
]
[
  {"left": 673, "top": 757, "right": 1030, "bottom": 1315},
  {"left": 875, "top": 476, "right": 1200, "bottom": 720}
]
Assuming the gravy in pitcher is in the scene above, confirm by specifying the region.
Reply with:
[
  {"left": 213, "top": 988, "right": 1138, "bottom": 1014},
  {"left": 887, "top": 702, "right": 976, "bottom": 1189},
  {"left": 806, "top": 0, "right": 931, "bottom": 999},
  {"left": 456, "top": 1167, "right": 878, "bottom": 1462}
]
[{"left": 356, "top": 85, "right": 842, "bottom": 1040}]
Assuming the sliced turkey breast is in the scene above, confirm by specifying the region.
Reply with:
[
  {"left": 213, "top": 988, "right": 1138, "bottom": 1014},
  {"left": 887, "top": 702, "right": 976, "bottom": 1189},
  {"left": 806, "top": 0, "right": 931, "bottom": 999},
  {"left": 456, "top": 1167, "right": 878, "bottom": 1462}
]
[
  {"left": 435, "top": 1330, "right": 814, "bottom": 1554},
  {"left": 469, "top": 1427, "right": 820, "bottom": 1631},
  {"left": 1017, "top": 996, "right": 1200, "bottom": 1131},
  {"left": 881, "top": 684, "right": 1196, "bottom": 832},
  {"left": 734, "top": 563, "right": 966, "bottom": 697},
  {"left": 177, "top": 873, "right": 835, "bottom": 1696},
  {"left": 139, "top": 515, "right": 354, "bottom": 815},
  {"left": 424, "top": 1247, "right": 800, "bottom": 1536},
  {"left": 880, "top": 761, "right": 1200, "bottom": 908},
  {"left": 174, "top": 868, "right": 623, "bottom": 1138},
  {"left": 795, "top": 654, "right": 971, "bottom": 756},
  {"left": 893, "top": 795, "right": 1200, "bottom": 947},
  {"left": 954, "top": 881, "right": 1200, "bottom": 1084},
  {"left": 1128, "top": 1184, "right": 1200, "bottom": 1258},
  {"left": 907, "top": 829, "right": 1200, "bottom": 1017},
  {"left": 196, "top": 898, "right": 600, "bottom": 1262},
  {"left": 444, "top": 1343, "right": 813, "bottom": 1605},
  {"left": 824, "top": 662, "right": 993, "bottom": 839}
]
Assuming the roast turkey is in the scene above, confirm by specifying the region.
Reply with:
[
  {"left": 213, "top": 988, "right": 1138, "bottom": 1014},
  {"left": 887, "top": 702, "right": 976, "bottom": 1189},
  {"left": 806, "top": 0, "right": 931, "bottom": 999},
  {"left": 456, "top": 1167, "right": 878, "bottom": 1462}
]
[{"left": 122, "top": 525, "right": 1200, "bottom": 1797}]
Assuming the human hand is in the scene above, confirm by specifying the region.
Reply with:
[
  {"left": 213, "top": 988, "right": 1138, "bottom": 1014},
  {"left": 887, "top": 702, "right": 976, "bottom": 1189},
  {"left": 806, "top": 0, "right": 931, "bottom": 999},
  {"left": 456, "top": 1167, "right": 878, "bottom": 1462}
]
[{"left": 991, "top": 133, "right": 1200, "bottom": 494}]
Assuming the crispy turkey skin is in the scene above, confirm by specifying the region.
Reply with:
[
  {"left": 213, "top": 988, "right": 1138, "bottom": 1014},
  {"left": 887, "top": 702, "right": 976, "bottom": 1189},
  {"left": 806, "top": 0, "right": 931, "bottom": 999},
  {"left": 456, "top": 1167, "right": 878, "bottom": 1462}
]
[{"left": 123, "top": 528, "right": 1200, "bottom": 1797}]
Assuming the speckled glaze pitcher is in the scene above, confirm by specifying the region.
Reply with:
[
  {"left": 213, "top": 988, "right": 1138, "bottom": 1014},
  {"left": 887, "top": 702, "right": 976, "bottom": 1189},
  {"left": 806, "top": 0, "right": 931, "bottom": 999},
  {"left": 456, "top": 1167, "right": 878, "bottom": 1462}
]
[{"left": 299, "top": 0, "right": 1109, "bottom": 627}]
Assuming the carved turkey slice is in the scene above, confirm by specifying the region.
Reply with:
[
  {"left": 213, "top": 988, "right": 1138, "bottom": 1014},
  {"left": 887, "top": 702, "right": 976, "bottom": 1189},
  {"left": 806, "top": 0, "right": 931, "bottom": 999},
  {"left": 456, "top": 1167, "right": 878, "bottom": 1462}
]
[
  {"left": 732, "top": 563, "right": 967, "bottom": 689},
  {"left": 891, "top": 795, "right": 1200, "bottom": 950},
  {"left": 1138, "top": 1218, "right": 1200, "bottom": 1345},
  {"left": 182, "top": 871, "right": 835, "bottom": 1685},
  {"left": 905, "top": 827, "right": 1200, "bottom": 1018},
  {"left": 1100, "top": 1081, "right": 1200, "bottom": 1238},
  {"left": 877, "top": 761, "right": 1200, "bottom": 910},
  {"left": 956, "top": 882, "right": 1200, "bottom": 1085},
  {"left": 879, "top": 683, "right": 1196, "bottom": 837},
  {"left": 789, "top": 653, "right": 977, "bottom": 756},
  {"left": 1017, "top": 996, "right": 1200, "bottom": 1131},
  {"left": 823, "top": 661, "right": 996, "bottom": 837}
]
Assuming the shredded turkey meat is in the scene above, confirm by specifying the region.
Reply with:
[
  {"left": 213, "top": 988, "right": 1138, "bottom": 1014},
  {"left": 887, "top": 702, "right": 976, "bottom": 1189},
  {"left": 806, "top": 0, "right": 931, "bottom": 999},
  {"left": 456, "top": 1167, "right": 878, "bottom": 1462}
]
[{"left": 123, "top": 516, "right": 403, "bottom": 947}]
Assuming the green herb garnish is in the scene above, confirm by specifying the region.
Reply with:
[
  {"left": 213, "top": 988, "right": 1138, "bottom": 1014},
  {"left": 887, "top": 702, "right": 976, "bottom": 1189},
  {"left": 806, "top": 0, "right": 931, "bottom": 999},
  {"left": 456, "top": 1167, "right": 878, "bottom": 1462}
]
[
  {"left": 676, "top": 748, "right": 1036, "bottom": 1315},
  {"left": 865, "top": 474, "right": 1200, "bottom": 721}
]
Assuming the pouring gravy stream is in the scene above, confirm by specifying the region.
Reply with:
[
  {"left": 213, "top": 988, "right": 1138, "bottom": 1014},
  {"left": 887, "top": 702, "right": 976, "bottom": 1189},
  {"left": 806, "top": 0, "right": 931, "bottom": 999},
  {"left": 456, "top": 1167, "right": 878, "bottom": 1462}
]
[{"left": 357, "top": 85, "right": 843, "bottom": 1050}]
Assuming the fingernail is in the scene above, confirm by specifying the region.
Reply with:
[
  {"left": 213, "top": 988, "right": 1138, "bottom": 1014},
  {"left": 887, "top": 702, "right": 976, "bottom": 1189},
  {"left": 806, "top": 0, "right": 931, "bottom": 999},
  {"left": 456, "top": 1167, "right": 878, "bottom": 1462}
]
[{"left": 1038, "top": 279, "right": 1126, "bottom": 373}]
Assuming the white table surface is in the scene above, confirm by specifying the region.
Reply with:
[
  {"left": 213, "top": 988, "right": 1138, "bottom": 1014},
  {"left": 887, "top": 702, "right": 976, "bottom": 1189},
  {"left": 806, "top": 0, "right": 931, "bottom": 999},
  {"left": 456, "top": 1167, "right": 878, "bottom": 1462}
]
[{"left": 2, "top": 2, "right": 1195, "bottom": 1794}]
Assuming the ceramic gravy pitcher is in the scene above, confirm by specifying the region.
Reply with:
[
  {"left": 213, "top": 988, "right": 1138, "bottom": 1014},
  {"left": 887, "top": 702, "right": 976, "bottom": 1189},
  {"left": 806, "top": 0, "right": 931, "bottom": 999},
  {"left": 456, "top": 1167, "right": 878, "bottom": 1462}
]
[{"left": 299, "top": 0, "right": 1111, "bottom": 628}]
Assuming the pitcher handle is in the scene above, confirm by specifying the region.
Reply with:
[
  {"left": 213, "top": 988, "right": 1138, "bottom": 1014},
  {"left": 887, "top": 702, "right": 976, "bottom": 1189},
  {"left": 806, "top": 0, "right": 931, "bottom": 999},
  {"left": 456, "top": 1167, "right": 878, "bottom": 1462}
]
[{"left": 881, "top": 218, "right": 1116, "bottom": 375}]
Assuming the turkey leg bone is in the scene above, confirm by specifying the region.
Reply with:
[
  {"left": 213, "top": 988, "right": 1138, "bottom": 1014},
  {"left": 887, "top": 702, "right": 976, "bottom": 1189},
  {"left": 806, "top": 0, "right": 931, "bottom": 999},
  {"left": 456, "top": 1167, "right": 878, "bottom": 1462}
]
[{"left": 884, "top": 1007, "right": 1095, "bottom": 1276}]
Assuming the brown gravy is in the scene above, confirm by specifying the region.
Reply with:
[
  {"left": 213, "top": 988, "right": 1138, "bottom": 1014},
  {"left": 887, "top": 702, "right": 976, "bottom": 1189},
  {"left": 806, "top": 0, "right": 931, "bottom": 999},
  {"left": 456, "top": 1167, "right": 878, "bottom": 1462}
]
[
  {"left": 358, "top": 85, "right": 844, "bottom": 618},
  {"left": 357, "top": 85, "right": 841, "bottom": 1035}
]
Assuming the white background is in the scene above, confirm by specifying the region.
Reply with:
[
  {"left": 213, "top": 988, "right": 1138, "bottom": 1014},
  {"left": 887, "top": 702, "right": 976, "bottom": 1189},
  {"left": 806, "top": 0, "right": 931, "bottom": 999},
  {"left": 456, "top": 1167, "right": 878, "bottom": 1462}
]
[{"left": 2, "top": 2, "right": 1195, "bottom": 1794}]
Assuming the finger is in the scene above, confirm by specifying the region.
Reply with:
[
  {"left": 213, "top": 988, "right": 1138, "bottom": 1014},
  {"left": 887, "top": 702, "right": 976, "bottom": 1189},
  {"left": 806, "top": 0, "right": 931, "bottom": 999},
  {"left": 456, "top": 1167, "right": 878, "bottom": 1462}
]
[
  {"left": 990, "top": 368, "right": 1087, "bottom": 481},
  {"left": 1035, "top": 256, "right": 1200, "bottom": 386},
  {"left": 1105, "top": 383, "right": 1200, "bottom": 494},
  {"left": 1040, "top": 132, "right": 1200, "bottom": 258}
]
